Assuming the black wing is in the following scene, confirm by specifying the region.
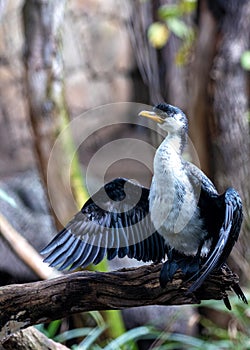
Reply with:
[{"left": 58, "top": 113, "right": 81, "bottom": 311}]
[
  {"left": 189, "top": 187, "right": 243, "bottom": 293},
  {"left": 41, "top": 178, "right": 166, "bottom": 270}
]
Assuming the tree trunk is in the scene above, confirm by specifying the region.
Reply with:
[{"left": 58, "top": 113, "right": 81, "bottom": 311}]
[
  {"left": 22, "top": 0, "right": 76, "bottom": 228},
  {"left": 210, "top": 0, "right": 250, "bottom": 280},
  {"left": 188, "top": 0, "right": 217, "bottom": 177}
]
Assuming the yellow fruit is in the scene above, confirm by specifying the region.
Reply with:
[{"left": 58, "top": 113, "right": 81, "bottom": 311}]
[{"left": 148, "top": 22, "right": 169, "bottom": 49}]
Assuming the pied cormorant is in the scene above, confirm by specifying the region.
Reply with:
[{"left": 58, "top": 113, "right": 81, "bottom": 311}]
[{"left": 41, "top": 103, "right": 247, "bottom": 307}]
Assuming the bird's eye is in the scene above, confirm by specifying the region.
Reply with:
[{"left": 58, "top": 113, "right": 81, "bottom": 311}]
[
  {"left": 153, "top": 107, "right": 168, "bottom": 119},
  {"left": 159, "top": 111, "right": 168, "bottom": 118}
]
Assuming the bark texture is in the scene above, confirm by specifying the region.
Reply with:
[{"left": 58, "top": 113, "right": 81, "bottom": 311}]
[
  {"left": 2, "top": 327, "right": 69, "bottom": 350},
  {"left": 188, "top": 0, "right": 217, "bottom": 177},
  {"left": 210, "top": 0, "right": 250, "bottom": 277},
  {"left": 22, "top": 0, "right": 76, "bottom": 228},
  {"left": 0, "top": 264, "right": 241, "bottom": 341}
]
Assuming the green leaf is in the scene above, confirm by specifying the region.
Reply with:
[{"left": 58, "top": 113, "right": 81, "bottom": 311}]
[
  {"left": 104, "top": 310, "right": 127, "bottom": 340},
  {"left": 88, "top": 311, "right": 106, "bottom": 328},
  {"left": 54, "top": 327, "right": 96, "bottom": 343},
  {"left": 247, "top": 110, "right": 250, "bottom": 122},
  {"left": 35, "top": 324, "right": 49, "bottom": 337},
  {"left": 175, "top": 30, "right": 195, "bottom": 66},
  {"left": 159, "top": 1, "right": 197, "bottom": 19},
  {"left": 241, "top": 50, "right": 250, "bottom": 70},
  {"left": 103, "top": 326, "right": 159, "bottom": 350},
  {"left": 166, "top": 17, "right": 191, "bottom": 39},
  {"left": 158, "top": 4, "right": 182, "bottom": 19},
  {"left": 180, "top": 0, "right": 197, "bottom": 14},
  {"left": 47, "top": 319, "right": 62, "bottom": 339},
  {"left": 76, "top": 326, "right": 106, "bottom": 350},
  {"left": 35, "top": 321, "right": 61, "bottom": 339}
]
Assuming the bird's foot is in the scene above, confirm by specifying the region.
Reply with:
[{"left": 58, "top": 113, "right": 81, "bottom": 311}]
[
  {"left": 160, "top": 255, "right": 201, "bottom": 288},
  {"left": 160, "top": 259, "right": 179, "bottom": 288},
  {"left": 182, "top": 255, "right": 201, "bottom": 280}
]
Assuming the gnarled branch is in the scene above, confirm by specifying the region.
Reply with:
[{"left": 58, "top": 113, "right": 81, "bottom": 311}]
[{"left": 0, "top": 264, "right": 240, "bottom": 341}]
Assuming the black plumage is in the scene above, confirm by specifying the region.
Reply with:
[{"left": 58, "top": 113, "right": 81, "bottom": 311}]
[
  {"left": 41, "top": 178, "right": 166, "bottom": 269},
  {"left": 41, "top": 103, "right": 247, "bottom": 306}
]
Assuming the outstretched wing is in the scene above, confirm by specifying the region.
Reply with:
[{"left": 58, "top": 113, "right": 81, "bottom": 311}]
[
  {"left": 189, "top": 187, "right": 243, "bottom": 292},
  {"left": 41, "top": 178, "right": 166, "bottom": 270}
]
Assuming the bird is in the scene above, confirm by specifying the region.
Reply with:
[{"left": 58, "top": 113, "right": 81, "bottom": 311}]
[{"left": 41, "top": 103, "right": 247, "bottom": 307}]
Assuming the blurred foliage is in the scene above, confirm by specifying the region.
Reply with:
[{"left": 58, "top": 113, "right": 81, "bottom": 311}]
[
  {"left": 241, "top": 50, "right": 250, "bottom": 71},
  {"left": 147, "top": 0, "right": 196, "bottom": 65},
  {"left": 196, "top": 295, "right": 250, "bottom": 350},
  {"left": 36, "top": 290, "right": 250, "bottom": 349}
]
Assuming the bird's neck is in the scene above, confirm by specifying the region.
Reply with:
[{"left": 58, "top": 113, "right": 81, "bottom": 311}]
[
  {"left": 155, "top": 133, "right": 184, "bottom": 169},
  {"left": 150, "top": 132, "right": 189, "bottom": 233}
]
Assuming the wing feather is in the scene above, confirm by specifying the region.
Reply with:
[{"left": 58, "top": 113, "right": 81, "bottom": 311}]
[
  {"left": 41, "top": 178, "right": 165, "bottom": 270},
  {"left": 189, "top": 188, "right": 242, "bottom": 293},
  {"left": 58, "top": 240, "right": 84, "bottom": 270}
]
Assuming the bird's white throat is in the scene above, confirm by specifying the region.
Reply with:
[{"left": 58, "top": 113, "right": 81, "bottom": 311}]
[
  {"left": 149, "top": 133, "right": 207, "bottom": 255},
  {"left": 153, "top": 133, "right": 184, "bottom": 183}
]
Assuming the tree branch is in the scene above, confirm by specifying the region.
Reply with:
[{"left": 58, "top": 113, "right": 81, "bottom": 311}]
[
  {"left": 0, "top": 264, "right": 239, "bottom": 341},
  {"left": 0, "top": 213, "right": 61, "bottom": 280},
  {"left": 2, "top": 327, "right": 69, "bottom": 350}
]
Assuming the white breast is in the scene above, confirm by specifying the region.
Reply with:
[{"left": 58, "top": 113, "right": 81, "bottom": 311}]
[{"left": 149, "top": 138, "right": 208, "bottom": 256}]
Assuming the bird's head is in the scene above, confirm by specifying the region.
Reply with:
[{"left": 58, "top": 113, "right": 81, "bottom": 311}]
[{"left": 139, "top": 103, "right": 188, "bottom": 136}]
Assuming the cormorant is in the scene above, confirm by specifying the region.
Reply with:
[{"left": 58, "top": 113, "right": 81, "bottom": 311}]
[{"left": 41, "top": 103, "right": 247, "bottom": 306}]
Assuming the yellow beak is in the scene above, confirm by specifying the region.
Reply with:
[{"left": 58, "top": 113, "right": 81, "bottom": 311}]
[{"left": 138, "top": 110, "right": 164, "bottom": 124}]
